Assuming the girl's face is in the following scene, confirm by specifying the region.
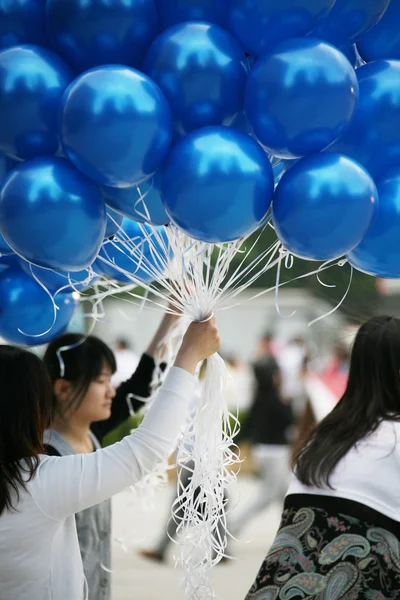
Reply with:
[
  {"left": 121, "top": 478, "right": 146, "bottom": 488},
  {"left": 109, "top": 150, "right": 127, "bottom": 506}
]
[
  {"left": 57, "top": 364, "right": 116, "bottom": 424},
  {"left": 75, "top": 365, "right": 116, "bottom": 423}
]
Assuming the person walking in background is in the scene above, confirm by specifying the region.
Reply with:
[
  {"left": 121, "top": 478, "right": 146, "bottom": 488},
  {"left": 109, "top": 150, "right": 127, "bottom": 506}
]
[
  {"left": 42, "top": 311, "right": 180, "bottom": 600},
  {"left": 0, "top": 318, "right": 220, "bottom": 600},
  {"left": 278, "top": 336, "right": 307, "bottom": 417},
  {"left": 246, "top": 316, "right": 400, "bottom": 599},
  {"left": 112, "top": 338, "right": 140, "bottom": 388},
  {"left": 230, "top": 333, "right": 294, "bottom": 539}
]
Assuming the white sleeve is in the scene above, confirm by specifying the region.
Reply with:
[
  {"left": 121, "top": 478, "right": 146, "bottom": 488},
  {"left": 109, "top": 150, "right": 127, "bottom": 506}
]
[{"left": 32, "top": 367, "right": 195, "bottom": 520}]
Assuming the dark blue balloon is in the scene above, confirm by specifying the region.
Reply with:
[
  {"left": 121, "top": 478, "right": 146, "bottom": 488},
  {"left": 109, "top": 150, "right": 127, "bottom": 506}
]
[
  {"left": 330, "top": 60, "right": 400, "bottom": 180},
  {"left": 0, "top": 151, "right": 16, "bottom": 254},
  {"left": 0, "top": 157, "right": 106, "bottom": 271},
  {"left": 0, "top": 253, "right": 21, "bottom": 271},
  {"left": 0, "top": 267, "right": 78, "bottom": 345},
  {"left": 245, "top": 38, "right": 358, "bottom": 159},
  {"left": 47, "top": 0, "right": 158, "bottom": 73},
  {"left": 273, "top": 153, "right": 377, "bottom": 261},
  {"left": 0, "top": 0, "right": 47, "bottom": 50},
  {"left": 105, "top": 207, "right": 124, "bottom": 238},
  {"left": 358, "top": 0, "right": 400, "bottom": 62},
  {"left": 97, "top": 219, "right": 170, "bottom": 284},
  {"left": 103, "top": 175, "right": 169, "bottom": 225},
  {"left": 228, "top": 0, "right": 335, "bottom": 57},
  {"left": 144, "top": 22, "right": 247, "bottom": 139},
  {"left": 161, "top": 126, "right": 273, "bottom": 242},
  {"left": 19, "top": 259, "right": 98, "bottom": 292},
  {"left": 311, "top": 0, "right": 390, "bottom": 47},
  {"left": 60, "top": 65, "right": 173, "bottom": 187},
  {"left": 0, "top": 45, "right": 74, "bottom": 161},
  {"left": 156, "top": 0, "right": 228, "bottom": 30},
  {"left": 348, "top": 168, "right": 400, "bottom": 278}
]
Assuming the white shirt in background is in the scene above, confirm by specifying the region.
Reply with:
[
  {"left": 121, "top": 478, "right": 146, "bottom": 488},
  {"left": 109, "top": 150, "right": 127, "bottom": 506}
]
[{"left": 112, "top": 348, "right": 140, "bottom": 387}]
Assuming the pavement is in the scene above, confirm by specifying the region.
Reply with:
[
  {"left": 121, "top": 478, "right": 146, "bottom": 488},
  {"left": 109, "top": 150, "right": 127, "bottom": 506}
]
[{"left": 111, "top": 474, "right": 282, "bottom": 600}]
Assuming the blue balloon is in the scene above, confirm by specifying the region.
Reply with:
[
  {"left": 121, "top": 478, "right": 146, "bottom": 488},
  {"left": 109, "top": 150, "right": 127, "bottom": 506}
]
[
  {"left": 0, "top": 253, "right": 21, "bottom": 271},
  {"left": 19, "top": 259, "right": 98, "bottom": 293},
  {"left": 0, "top": 157, "right": 106, "bottom": 271},
  {"left": 228, "top": 0, "right": 335, "bottom": 57},
  {"left": 97, "top": 219, "right": 170, "bottom": 284},
  {"left": 144, "top": 22, "right": 247, "bottom": 139},
  {"left": 47, "top": 0, "right": 158, "bottom": 74},
  {"left": 358, "top": 1, "right": 400, "bottom": 62},
  {"left": 273, "top": 153, "right": 377, "bottom": 261},
  {"left": 311, "top": 0, "right": 390, "bottom": 47},
  {"left": 245, "top": 38, "right": 359, "bottom": 159},
  {"left": 0, "top": 0, "right": 47, "bottom": 50},
  {"left": 105, "top": 207, "right": 124, "bottom": 238},
  {"left": 0, "top": 151, "right": 16, "bottom": 254},
  {"left": 348, "top": 168, "right": 400, "bottom": 278},
  {"left": 60, "top": 65, "right": 173, "bottom": 187},
  {"left": 0, "top": 45, "right": 74, "bottom": 161},
  {"left": 330, "top": 60, "right": 400, "bottom": 180},
  {"left": 0, "top": 267, "right": 78, "bottom": 345},
  {"left": 103, "top": 175, "right": 169, "bottom": 225},
  {"left": 155, "top": 0, "right": 228, "bottom": 30},
  {"left": 161, "top": 126, "right": 273, "bottom": 242}
]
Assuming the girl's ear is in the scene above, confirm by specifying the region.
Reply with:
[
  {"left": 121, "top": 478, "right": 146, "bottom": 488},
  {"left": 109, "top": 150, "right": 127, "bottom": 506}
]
[{"left": 53, "top": 378, "right": 72, "bottom": 401}]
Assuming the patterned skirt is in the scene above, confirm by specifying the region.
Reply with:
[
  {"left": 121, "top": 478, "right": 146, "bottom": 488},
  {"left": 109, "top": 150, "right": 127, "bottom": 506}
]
[{"left": 245, "top": 494, "right": 400, "bottom": 600}]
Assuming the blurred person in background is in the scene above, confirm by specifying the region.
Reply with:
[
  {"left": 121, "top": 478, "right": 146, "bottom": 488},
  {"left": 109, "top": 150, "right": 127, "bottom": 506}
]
[
  {"left": 230, "top": 333, "right": 294, "bottom": 539},
  {"left": 112, "top": 337, "right": 140, "bottom": 388},
  {"left": 278, "top": 336, "right": 307, "bottom": 417},
  {"left": 319, "top": 342, "right": 350, "bottom": 399},
  {"left": 42, "top": 311, "right": 179, "bottom": 600}
]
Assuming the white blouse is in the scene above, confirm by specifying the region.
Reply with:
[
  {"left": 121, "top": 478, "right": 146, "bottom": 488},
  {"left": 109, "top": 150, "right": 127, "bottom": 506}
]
[
  {"left": 0, "top": 367, "right": 195, "bottom": 600},
  {"left": 288, "top": 419, "right": 400, "bottom": 521}
]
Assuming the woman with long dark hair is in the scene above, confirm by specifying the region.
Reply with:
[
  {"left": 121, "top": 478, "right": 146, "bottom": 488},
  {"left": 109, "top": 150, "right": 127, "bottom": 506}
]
[
  {"left": 246, "top": 316, "right": 400, "bottom": 599},
  {"left": 0, "top": 318, "right": 220, "bottom": 599}
]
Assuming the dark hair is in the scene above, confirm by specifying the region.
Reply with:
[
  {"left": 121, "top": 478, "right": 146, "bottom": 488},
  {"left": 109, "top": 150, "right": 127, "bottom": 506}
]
[
  {"left": 0, "top": 345, "right": 53, "bottom": 515},
  {"left": 294, "top": 316, "right": 400, "bottom": 488},
  {"left": 43, "top": 333, "right": 117, "bottom": 416}
]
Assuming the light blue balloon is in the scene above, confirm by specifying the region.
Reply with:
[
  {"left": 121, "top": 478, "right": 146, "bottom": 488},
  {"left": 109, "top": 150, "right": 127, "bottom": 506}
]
[
  {"left": 155, "top": 0, "right": 228, "bottom": 30},
  {"left": 0, "top": 45, "right": 74, "bottom": 160},
  {"left": 349, "top": 168, "right": 400, "bottom": 278},
  {"left": 0, "top": 157, "right": 106, "bottom": 271},
  {"left": 60, "top": 65, "right": 173, "bottom": 187},
  {"left": 47, "top": 0, "right": 158, "bottom": 73},
  {"left": 97, "top": 218, "right": 170, "bottom": 284},
  {"left": 103, "top": 174, "right": 169, "bottom": 225},
  {"left": 245, "top": 38, "right": 359, "bottom": 159},
  {"left": 358, "top": 0, "right": 400, "bottom": 62},
  {"left": 273, "top": 153, "right": 377, "bottom": 261},
  {"left": 330, "top": 60, "right": 400, "bottom": 180},
  {"left": 311, "top": 0, "right": 390, "bottom": 48},
  {"left": 144, "top": 22, "right": 247, "bottom": 139},
  {"left": 161, "top": 126, "right": 273, "bottom": 242},
  {"left": 0, "top": 0, "right": 47, "bottom": 50},
  {"left": 0, "top": 266, "right": 78, "bottom": 345},
  {"left": 228, "top": 0, "right": 335, "bottom": 57}
]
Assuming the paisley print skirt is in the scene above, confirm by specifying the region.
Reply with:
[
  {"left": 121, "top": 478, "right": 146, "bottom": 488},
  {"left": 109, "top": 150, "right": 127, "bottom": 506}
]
[{"left": 246, "top": 494, "right": 400, "bottom": 600}]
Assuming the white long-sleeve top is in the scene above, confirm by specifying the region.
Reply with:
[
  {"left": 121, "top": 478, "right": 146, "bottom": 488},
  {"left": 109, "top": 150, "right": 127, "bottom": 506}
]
[
  {"left": 0, "top": 367, "right": 195, "bottom": 600},
  {"left": 287, "top": 419, "right": 400, "bottom": 521}
]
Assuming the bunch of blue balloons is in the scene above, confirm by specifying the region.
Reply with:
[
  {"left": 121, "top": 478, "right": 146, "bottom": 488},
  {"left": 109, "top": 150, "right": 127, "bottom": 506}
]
[{"left": 0, "top": 0, "right": 399, "bottom": 344}]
